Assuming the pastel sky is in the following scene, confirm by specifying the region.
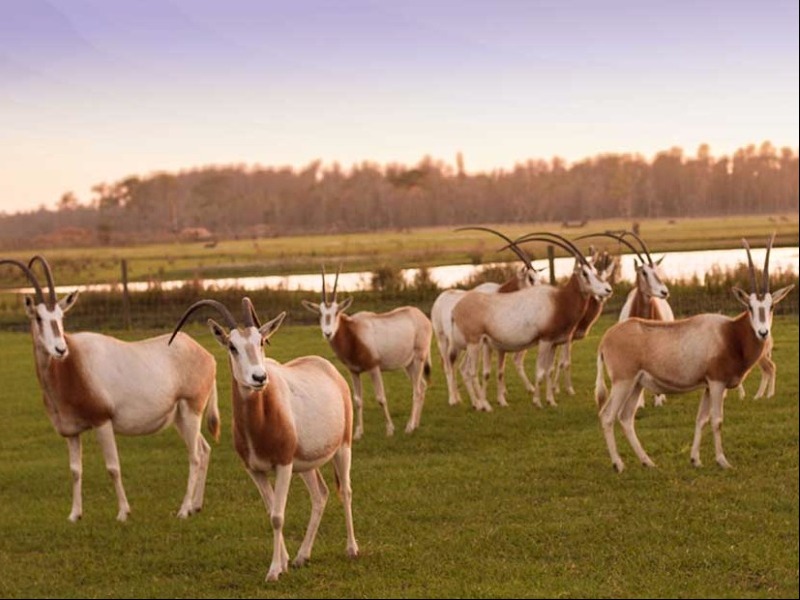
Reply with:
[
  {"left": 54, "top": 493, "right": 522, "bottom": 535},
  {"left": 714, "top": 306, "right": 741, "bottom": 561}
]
[{"left": 1, "top": 0, "right": 798, "bottom": 213}]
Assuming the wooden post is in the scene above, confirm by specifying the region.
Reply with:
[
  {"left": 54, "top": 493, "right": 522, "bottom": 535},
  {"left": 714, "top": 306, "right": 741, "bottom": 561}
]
[
  {"left": 121, "top": 259, "right": 131, "bottom": 330},
  {"left": 547, "top": 245, "right": 556, "bottom": 285}
]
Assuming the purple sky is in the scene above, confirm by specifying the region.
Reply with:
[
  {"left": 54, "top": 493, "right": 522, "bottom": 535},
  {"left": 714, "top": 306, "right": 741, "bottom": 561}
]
[{"left": 1, "top": 0, "right": 797, "bottom": 212}]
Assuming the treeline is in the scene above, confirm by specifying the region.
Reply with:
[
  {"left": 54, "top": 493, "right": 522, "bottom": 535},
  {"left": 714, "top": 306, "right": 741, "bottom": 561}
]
[{"left": 2, "top": 142, "right": 797, "bottom": 248}]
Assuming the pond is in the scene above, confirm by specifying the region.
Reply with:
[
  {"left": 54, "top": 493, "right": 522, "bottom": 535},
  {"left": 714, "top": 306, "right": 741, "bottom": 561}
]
[{"left": 19, "top": 245, "right": 798, "bottom": 295}]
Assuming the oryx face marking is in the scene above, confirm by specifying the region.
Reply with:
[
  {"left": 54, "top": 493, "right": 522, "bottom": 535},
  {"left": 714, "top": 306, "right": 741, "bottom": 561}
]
[
  {"left": 745, "top": 293, "right": 775, "bottom": 341},
  {"left": 318, "top": 302, "right": 341, "bottom": 340},
  {"left": 637, "top": 264, "right": 669, "bottom": 300},
  {"left": 227, "top": 328, "right": 268, "bottom": 390},
  {"left": 576, "top": 262, "right": 613, "bottom": 298},
  {"left": 29, "top": 302, "right": 69, "bottom": 360}
]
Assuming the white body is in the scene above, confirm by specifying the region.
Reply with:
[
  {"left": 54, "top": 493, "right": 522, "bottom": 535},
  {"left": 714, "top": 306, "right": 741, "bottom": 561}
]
[
  {"left": 452, "top": 264, "right": 612, "bottom": 409},
  {"left": 200, "top": 310, "right": 358, "bottom": 582},
  {"left": 33, "top": 328, "right": 218, "bottom": 522},
  {"left": 595, "top": 277, "right": 793, "bottom": 472}
]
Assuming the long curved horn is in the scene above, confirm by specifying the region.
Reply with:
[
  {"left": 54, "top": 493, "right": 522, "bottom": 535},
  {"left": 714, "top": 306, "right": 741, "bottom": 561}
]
[
  {"left": 505, "top": 236, "right": 585, "bottom": 267},
  {"left": 27, "top": 255, "right": 57, "bottom": 308},
  {"left": 741, "top": 238, "right": 759, "bottom": 295},
  {"left": 572, "top": 232, "right": 645, "bottom": 264},
  {"left": 332, "top": 264, "right": 341, "bottom": 302},
  {"left": 321, "top": 264, "right": 329, "bottom": 305},
  {"left": 242, "top": 297, "right": 260, "bottom": 328},
  {"left": 512, "top": 231, "right": 589, "bottom": 266},
  {"left": 619, "top": 230, "right": 654, "bottom": 266},
  {"left": 455, "top": 226, "right": 532, "bottom": 268},
  {"left": 169, "top": 299, "right": 238, "bottom": 345},
  {"left": 0, "top": 259, "right": 45, "bottom": 304},
  {"left": 763, "top": 233, "right": 775, "bottom": 294}
]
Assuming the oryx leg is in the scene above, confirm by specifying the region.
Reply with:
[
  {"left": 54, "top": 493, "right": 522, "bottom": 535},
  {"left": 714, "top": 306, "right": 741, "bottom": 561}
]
[
  {"left": 599, "top": 379, "right": 636, "bottom": 473},
  {"left": 618, "top": 382, "right": 656, "bottom": 468},
  {"left": 442, "top": 341, "right": 463, "bottom": 406},
  {"left": 293, "top": 469, "right": 329, "bottom": 568},
  {"left": 66, "top": 435, "right": 83, "bottom": 522},
  {"left": 94, "top": 421, "right": 131, "bottom": 522},
  {"left": 754, "top": 353, "right": 776, "bottom": 400},
  {"left": 708, "top": 382, "right": 731, "bottom": 469},
  {"left": 460, "top": 343, "right": 491, "bottom": 411},
  {"left": 690, "top": 387, "right": 712, "bottom": 467},
  {"left": 480, "top": 340, "right": 493, "bottom": 402},
  {"left": 349, "top": 372, "right": 365, "bottom": 440},
  {"left": 495, "top": 350, "right": 509, "bottom": 407},
  {"left": 368, "top": 367, "right": 395, "bottom": 436},
  {"left": 266, "top": 464, "right": 293, "bottom": 582},
  {"left": 174, "top": 400, "right": 205, "bottom": 518},
  {"left": 246, "top": 469, "right": 289, "bottom": 569},
  {"left": 404, "top": 357, "right": 427, "bottom": 433},
  {"left": 331, "top": 444, "right": 359, "bottom": 559},
  {"left": 535, "top": 341, "right": 558, "bottom": 407}
]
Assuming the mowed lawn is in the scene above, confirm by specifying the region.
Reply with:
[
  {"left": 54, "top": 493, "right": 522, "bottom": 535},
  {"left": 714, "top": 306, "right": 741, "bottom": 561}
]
[{"left": 0, "top": 316, "right": 797, "bottom": 598}]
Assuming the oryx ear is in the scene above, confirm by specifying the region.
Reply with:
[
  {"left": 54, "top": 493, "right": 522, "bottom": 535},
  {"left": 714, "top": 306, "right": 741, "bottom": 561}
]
[
  {"left": 208, "top": 318, "right": 229, "bottom": 347},
  {"left": 337, "top": 296, "right": 354, "bottom": 313},
  {"left": 732, "top": 286, "right": 751, "bottom": 307},
  {"left": 24, "top": 295, "right": 37, "bottom": 319},
  {"left": 770, "top": 284, "right": 795, "bottom": 307},
  {"left": 260, "top": 311, "right": 286, "bottom": 343},
  {"left": 634, "top": 258, "right": 641, "bottom": 269},
  {"left": 301, "top": 299, "right": 321, "bottom": 314},
  {"left": 655, "top": 255, "right": 665, "bottom": 267},
  {"left": 58, "top": 290, "right": 80, "bottom": 313}
]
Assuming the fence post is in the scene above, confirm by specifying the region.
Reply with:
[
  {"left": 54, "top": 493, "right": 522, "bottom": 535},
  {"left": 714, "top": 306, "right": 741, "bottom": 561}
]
[
  {"left": 121, "top": 259, "right": 132, "bottom": 330},
  {"left": 547, "top": 245, "right": 556, "bottom": 285}
]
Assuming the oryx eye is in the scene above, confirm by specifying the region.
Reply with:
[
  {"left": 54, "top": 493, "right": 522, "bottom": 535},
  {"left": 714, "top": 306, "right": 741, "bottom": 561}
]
[{"left": 229, "top": 344, "right": 238, "bottom": 355}]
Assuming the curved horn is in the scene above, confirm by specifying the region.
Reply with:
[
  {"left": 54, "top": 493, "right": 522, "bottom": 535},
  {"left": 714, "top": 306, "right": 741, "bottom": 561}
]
[
  {"left": 242, "top": 297, "right": 261, "bottom": 328},
  {"left": 741, "top": 238, "right": 759, "bottom": 295},
  {"left": 512, "top": 231, "right": 589, "bottom": 266},
  {"left": 455, "top": 226, "right": 532, "bottom": 268},
  {"left": 332, "top": 264, "right": 341, "bottom": 301},
  {"left": 0, "top": 259, "right": 45, "bottom": 304},
  {"left": 763, "top": 233, "right": 775, "bottom": 294},
  {"left": 505, "top": 236, "right": 585, "bottom": 266},
  {"left": 27, "top": 255, "right": 57, "bottom": 308},
  {"left": 169, "top": 299, "right": 238, "bottom": 345},
  {"left": 573, "top": 232, "right": 646, "bottom": 264},
  {"left": 321, "top": 264, "right": 329, "bottom": 305},
  {"left": 619, "top": 230, "right": 654, "bottom": 266}
]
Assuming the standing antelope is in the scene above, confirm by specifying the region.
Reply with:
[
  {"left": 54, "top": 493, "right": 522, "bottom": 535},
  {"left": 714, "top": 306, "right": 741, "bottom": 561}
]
[
  {"left": 302, "top": 266, "right": 433, "bottom": 438},
  {"left": 432, "top": 227, "right": 546, "bottom": 410},
  {"left": 594, "top": 235, "right": 794, "bottom": 472},
  {"left": 169, "top": 297, "right": 358, "bottom": 582},
  {"left": 576, "top": 230, "right": 672, "bottom": 408},
  {"left": 2, "top": 256, "right": 219, "bottom": 522},
  {"left": 451, "top": 233, "right": 613, "bottom": 409},
  {"left": 550, "top": 248, "right": 620, "bottom": 396}
]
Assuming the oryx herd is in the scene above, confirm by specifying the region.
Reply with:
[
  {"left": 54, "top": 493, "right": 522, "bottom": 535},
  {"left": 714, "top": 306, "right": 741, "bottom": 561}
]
[{"left": 1, "top": 230, "right": 792, "bottom": 582}]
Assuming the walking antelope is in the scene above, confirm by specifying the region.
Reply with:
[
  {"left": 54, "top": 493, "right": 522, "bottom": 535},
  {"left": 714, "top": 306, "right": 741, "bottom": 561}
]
[
  {"left": 302, "top": 266, "right": 433, "bottom": 438},
  {"left": 576, "top": 230, "right": 672, "bottom": 407},
  {"left": 594, "top": 235, "right": 794, "bottom": 472},
  {"left": 432, "top": 227, "right": 546, "bottom": 410},
  {"left": 550, "top": 248, "right": 620, "bottom": 396},
  {"left": 1, "top": 256, "right": 219, "bottom": 522},
  {"left": 451, "top": 232, "right": 613, "bottom": 409},
  {"left": 170, "top": 297, "right": 358, "bottom": 582}
]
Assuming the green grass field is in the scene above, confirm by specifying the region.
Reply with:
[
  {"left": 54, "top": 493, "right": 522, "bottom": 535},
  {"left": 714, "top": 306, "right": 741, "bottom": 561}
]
[
  {"left": 0, "top": 316, "right": 797, "bottom": 598},
  {"left": 1, "top": 214, "right": 797, "bottom": 286}
]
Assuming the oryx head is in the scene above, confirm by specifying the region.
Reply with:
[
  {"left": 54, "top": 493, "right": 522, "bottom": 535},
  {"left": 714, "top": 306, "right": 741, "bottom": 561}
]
[
  {"left": 733, "top": 234, "right": 794, "bottom": 341},
  {"left": 575, "top": 230, "right": 669, "bottom": 300},
  {"left": 301, "top": 265, "right": 353, "bottom": 341},
  {"left": 2, "top": 256, "right": 79, "bottom": 360},
  {"left": 510, "top": 232, "right": 613, "bottom": 299},
  {"left": 170, "top": 297, "right": 286, "bottom": 391}
]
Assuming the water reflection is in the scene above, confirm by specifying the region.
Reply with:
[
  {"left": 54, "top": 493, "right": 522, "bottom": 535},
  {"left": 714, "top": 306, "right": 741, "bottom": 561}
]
[{"left": 9, "top": 247, "right": 799, "bottom": 295}]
